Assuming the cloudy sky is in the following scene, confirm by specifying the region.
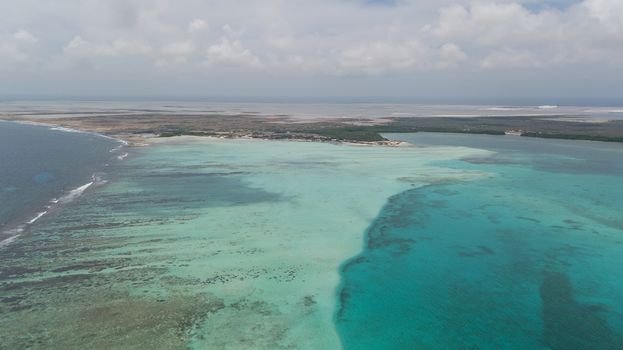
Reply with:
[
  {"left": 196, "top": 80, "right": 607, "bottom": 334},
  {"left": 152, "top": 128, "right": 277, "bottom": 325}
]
[{"left": 1, "top": 0, "right": 622, "bottom": 103}]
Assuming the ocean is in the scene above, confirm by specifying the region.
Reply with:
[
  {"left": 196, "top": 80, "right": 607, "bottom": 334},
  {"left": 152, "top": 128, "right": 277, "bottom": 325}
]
[
  {"left": 338, "top": 133, "right": 623, "bottom": 349},
  {"left": 0, "top": 121, "right": 123, "bottom": 246},
  {"left": 0, "top": 117, "right": 622, "bottom": 349}
]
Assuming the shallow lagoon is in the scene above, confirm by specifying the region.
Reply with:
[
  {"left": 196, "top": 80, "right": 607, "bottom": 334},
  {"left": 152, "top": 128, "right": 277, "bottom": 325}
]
[
  {"left": 1, "top": 133, "right": 622, "bottom": 349},
  {"left": 0, "top": 136, "right": 488, "bottom": 349}
]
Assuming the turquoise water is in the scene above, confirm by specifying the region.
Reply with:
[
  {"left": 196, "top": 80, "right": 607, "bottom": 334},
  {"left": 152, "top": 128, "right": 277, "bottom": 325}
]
[
  {"left": 1, "top": 136, "right": 488, "bottom": 349},
  {"left": 337, "top": 133, "right": 623, "bottom": 349},
  {"left": 1, "top": 131, "right": 622, "bottom": 349}
]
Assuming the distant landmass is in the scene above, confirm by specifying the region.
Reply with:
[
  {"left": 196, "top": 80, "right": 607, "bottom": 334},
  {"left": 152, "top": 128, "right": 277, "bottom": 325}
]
[{"left": 3, "top": 110, "right": 623, "bottom": 144}]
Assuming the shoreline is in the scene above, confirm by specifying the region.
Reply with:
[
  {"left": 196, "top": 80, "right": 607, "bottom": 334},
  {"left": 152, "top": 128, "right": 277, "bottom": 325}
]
[
  {"left": 4, "top": 119, "right": 132, "bottom": 147},
  {"left": 0, "top": 121, "right": 128, "bottom": 247},
  {"left": 0, "top": 131, "right": 495, "bottom": 348},
  {"left": 3, "top": 111, "right": 623, "bottom": 145},
  {"left": 1, "top": 114, "right": 620, "bottom": 256},
  {"left": 0, "top": 118, "right": 407, "bottom": 250},
  {"left": 2, "top": 118, "right": 409, "bottom": 147}
]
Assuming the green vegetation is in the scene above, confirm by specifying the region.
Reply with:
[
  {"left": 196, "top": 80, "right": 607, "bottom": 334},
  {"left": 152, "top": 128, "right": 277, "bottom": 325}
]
[
  {"left": 312, "top": 127, "right": 387, "bottom": 142},
  {"left": 158, "top": 130, "right": 217, "bottom": 138},
  {"left": 413, "top": 128, "right": 505, "bottom": 135},
  {"left": 521, "top": 132, "right": 623, "bottom": 143},
  {"left": 147, "top": 115, "right": 623, "bottom": 144},
  {"left": 158, "top": 131, "right": 183, "bottom": 137},
  {"left": 311, "top": 125, "right": 421, "bottom": 142}
]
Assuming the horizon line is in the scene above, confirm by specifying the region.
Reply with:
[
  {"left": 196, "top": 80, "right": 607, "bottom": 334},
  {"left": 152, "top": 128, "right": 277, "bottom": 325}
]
[{"left": 1, "top": 95, "right": 622, "bottom": 107}]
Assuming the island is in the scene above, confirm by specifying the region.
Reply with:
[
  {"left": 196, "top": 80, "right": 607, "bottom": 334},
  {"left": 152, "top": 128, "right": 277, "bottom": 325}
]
[{"left": 2, "top": 111, "right": 623, "bottom": 144}]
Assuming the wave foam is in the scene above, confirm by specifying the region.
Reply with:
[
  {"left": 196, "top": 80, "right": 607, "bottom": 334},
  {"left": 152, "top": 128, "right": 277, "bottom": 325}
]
[
  {"left": 48, "top": 125, "right": 128, "bottom": 146},
  {"left": 49, "top": 126, "right": 84, "bottom": 133},
  {"left": 58, "top": 181, "right": 93, "bottom": 204},
  {"left": 0, "top": 176, "right": 102, "bottom": 248},
  {"left": 27, "top": 211, "right": 48, "bottom": 224},
  {"left": 0, "top": 234, "right": 20, "bottom": 247}
]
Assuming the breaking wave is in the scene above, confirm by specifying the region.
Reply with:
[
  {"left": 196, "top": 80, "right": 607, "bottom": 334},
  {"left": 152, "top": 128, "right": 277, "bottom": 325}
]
[{"left": 0, "top": 175, "right": 105, "bottom": 248}]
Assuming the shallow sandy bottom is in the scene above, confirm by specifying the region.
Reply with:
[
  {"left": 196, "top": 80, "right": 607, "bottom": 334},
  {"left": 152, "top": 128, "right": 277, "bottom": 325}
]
[{"left": 0, "top": 137, "right": 490, "bottom": 349}]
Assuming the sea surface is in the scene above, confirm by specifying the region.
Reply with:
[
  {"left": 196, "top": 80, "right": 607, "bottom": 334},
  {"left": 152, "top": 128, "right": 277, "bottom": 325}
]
[
  {"left": 0, "top": 121, "right": 122, "bottom": 246},
  {"left": 0, "top": 123, "right": 622, "bottom": 349},
  {"left": 338, "top": 133, "right": 623, "bottom": 349}
]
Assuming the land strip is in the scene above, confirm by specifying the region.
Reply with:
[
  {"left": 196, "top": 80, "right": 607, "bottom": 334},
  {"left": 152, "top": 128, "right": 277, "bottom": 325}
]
[{"left": 2, "top": 113, "right": 623, "bottom": 144}]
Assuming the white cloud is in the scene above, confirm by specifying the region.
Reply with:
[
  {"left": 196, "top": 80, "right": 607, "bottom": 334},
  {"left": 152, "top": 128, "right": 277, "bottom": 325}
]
[
  {"left": 438, "top": 43, "right": 466, "bottom": 67},
  {"left": 433, "top": 3, "right": 553, "bottom": 46},
  {"left": 480, "top": 49, "right": 542, "bottom": 69},
  {"left": 13, "top": 30, "right": 38, "bottom": 43},
  {"left": 64, "top": 35, "right": 152, "bottom": 58},
  {"left": 0, "top": 30, "right": 39, "bottom": 64},
  {"left": 583, "top": 0, "right": 623, "bottom": 26},
  {"left": 0, "top": 41, "right": 29, "bottom": 63},
  {"left": 430, "top": 1, "right": 623, "bottom": 69},
  {"left": 188, "top": 19, "right": 208, "bottom": 33},
  {"left": 1, "top": 0, "right": 623, "bottom": 96},
  {"left": 8, "top": 1, "right": 623, "bottom": 74},
  {"left": 206, "top": 38, "right": 261, "bottom": 67},
  {"left": 336, "top": 40, "right": 426, "bottom": 75},
  {"left": 221, "top": 24, "right": 244, "bottom": 38},
  {"left": 161, "top": 40, "right": 196, "bottom": 57}
]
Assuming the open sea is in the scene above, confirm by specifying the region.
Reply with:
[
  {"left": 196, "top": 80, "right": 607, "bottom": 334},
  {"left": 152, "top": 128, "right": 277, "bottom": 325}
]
[
  {"left": 0, "top": 116, "right": 622, "bottom": 349},
  {"left": 0, "top": 121, "right": 122, "bottom": 246}
]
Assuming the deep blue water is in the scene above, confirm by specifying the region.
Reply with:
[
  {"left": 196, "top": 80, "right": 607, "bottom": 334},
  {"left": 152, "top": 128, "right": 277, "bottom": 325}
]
[
  {"left": 337, "top": 133, "right": 623, "bottom": 349},
  {"left": 0, "top": 121, "right": 120, "bottom": 240}
]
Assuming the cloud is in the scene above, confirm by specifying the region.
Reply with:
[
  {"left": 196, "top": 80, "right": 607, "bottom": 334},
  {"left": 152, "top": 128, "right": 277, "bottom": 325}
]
[
  {"left": 480, "top": 49, "right": 542, "bottom": 69},
  {"left": 583, "top": 0, "right": 623, "bottom": 26},
  {"left": 432, "top": 3, "right": 553, "bottom": 46},
  {"left": 7, "top": 0, "right": 623, "bottom": 73},
  {"left": 206, "top": 38, "right": 261, "bottom": 67},
  {"left": 188, "top": 19, "right": 208, "bottom": 33},
  {"left": 221, "top": 24, "right": 244, "bottom": 38},
  {"left": 13, "top": 30, "right": 38, "bottom": 43},
  {"left": 64, "top": 35, "right": 152, "bottom": 58},
  {"left": 336, "top": 40, "right": 426, "bottom": 75},
  {"left": 435, "top": 43, "right": 467, "bottom": 69},
  {"left": 0, "top": 30, "right": 39, "bottom": 64},
  {"left": 431, "top": 1, "right": 623, "bottom": 68},
  {"left": 161, "top": 40, "right": 195, "bottom": 57},
  {"left": 1, "top": 0, "right": 623, "bottom": 98}
]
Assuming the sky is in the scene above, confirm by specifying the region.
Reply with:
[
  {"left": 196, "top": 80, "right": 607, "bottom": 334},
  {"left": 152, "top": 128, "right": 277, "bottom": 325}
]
[{"left": 1, "top": 0, "right": 622, "bottom": 104}]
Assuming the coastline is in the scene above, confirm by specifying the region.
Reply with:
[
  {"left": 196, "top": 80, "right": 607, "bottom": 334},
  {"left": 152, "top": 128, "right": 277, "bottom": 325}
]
[
  {"left": 3, "top": 110, "right": 623, "bottom": 145},
  {"left": 6, "top": 119, "right": 135, "bottom": 146},
  {"left": 0, "top": 120, "right": 127, "bottom": 247},
  {"left": 5, "top": 111, "right": 616, "bottom": 249},
  {"left": 0, "top": 117, "right": 404, "bottom": 250},
  {"left": 0, "top": 132, "right": 493, "bottom": 348},
  {"left": 2, "top": 111, "right": 622, "bottom": 347}
]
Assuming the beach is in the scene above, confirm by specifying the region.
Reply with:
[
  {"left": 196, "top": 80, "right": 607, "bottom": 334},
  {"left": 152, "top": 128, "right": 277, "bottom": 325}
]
[{"left": 3, "top": 101, "right": 623, "bottom": 145}]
